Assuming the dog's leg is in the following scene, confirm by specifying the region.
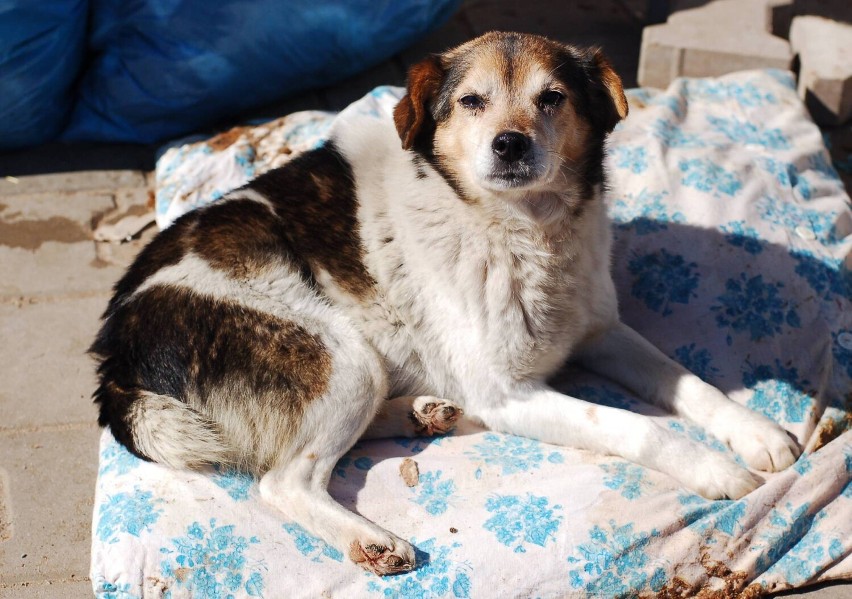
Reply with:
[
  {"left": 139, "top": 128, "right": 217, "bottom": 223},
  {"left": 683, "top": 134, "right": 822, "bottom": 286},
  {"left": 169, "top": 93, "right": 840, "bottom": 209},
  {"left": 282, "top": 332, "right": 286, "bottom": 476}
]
[
  {"left": 361, "top": 395, "right": 463, "bottom": 440},
  {"left": 472, "top": 385, "right": 760, "bottom": 499},
  {"left": 260, "top": 448, "right": 414, "bottom": 575},
  {"left": 575, "top": 322, "right": 800, "bottom": 472},
  {"left": 257, "top": 327, "right": 415, "bottom": 576}
]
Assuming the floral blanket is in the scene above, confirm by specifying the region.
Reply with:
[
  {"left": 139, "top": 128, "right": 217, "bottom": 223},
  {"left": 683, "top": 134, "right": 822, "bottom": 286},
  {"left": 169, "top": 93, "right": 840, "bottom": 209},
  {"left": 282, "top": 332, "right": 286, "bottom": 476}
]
[{"left": 92, "top": 71, "right": 852, "bottom": 598}]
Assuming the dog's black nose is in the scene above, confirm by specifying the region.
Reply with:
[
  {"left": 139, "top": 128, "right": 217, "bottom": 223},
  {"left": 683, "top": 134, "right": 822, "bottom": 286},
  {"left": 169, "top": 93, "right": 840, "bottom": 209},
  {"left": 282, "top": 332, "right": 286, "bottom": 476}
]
[{"left": 492, "top": 132, "right": 530, "bottom": 163}]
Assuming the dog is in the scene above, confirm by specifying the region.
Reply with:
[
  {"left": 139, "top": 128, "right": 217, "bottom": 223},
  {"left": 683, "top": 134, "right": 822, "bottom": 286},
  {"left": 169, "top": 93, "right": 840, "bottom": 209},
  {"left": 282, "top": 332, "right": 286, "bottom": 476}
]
[{"left": 91, "top": 32, "right": 800, "bottom": 575}]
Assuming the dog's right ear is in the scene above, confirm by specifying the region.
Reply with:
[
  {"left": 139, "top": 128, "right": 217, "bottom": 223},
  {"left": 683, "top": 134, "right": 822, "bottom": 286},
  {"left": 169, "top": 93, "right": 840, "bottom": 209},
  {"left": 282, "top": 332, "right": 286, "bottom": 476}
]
[{"left": 394, "top": 56, "right": 444, "bottom": 150}]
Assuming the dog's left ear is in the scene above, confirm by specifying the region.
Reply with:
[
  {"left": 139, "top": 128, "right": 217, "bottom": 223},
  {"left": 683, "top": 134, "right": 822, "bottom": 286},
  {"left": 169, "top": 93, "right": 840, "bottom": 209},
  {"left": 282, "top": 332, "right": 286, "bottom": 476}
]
[
  {"left": 588, "top": 49, "right": 629, "bottom": 133},
  {"left": 394, "top": 55, "right": 444, "bottom": 150}
]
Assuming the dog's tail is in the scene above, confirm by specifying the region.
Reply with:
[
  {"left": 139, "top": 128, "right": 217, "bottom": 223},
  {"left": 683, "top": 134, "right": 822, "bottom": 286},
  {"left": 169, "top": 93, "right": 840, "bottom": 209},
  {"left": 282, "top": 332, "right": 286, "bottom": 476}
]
[{"left": 96, "top": 383, "right": 234, "bottom": 470}]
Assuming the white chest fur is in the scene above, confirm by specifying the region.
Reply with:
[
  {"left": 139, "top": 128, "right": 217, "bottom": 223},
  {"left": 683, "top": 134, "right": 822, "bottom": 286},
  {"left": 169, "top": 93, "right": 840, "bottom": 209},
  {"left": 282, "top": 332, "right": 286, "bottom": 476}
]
[{"left": 328, "top": 113, "right": 620, "bottom": 405}]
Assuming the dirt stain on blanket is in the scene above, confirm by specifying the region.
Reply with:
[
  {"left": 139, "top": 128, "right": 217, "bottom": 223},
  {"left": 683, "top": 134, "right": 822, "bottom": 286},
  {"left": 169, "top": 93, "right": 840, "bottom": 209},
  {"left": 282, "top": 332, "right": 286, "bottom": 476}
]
[
  {"left": 812, "top": 398, "right": 852, "bottom": 452},
  {"left": 648, "top": 549, "right": 762, "bottom": 598},
  {"left": 208, "top": 126, "right": 250, "bottom": 151}
]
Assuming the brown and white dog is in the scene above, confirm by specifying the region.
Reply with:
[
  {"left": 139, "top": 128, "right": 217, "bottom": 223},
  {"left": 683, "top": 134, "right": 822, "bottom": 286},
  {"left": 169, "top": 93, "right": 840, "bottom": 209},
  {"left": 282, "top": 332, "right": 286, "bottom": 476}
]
[{"left": 91, "top": 32, "right": 800, "bottom": 575}]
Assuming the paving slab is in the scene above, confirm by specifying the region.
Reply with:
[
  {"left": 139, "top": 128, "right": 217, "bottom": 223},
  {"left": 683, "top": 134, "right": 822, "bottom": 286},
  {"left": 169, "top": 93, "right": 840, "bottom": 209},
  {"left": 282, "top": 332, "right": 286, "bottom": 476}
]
[
  {"left": 0, "top": 579, "right": 92, "bottom": 599},
  {"left": 0, "top": 171, "right": 146, "bottom": 197},
  {"left": 0, "top": 425, "right": 100, "bottom": 586},
  {"left": 790, "top": 15, "right": 852, "bottom": 125},
  {"left": 0, "top": 295, "right": 109, "bottom": 431},
  {"left": 0, "top": 178, "right": 153, "bottom": 297},
  {"left": 638, "top": 0, "right": 793, "bottom": 89}
]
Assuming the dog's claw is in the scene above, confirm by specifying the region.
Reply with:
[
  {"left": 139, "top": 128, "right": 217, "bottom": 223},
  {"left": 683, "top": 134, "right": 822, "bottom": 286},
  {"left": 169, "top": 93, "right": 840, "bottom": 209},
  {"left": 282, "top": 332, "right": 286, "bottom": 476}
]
[
  {"left": 412, "top": 396, "right": 463, "bottom": 436},
  {"left": 349, "top": 537, "right": 415, "bottom": 576}
]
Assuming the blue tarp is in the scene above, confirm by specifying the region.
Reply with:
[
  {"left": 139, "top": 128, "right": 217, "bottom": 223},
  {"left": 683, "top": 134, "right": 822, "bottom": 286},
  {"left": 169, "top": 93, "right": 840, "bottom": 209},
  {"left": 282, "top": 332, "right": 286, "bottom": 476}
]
[
  {"left": 0, "top": 0, "right": 88, "bottom": 149},
  {"left": 58, "top": 0, "right": 459, "bottom": 144}
]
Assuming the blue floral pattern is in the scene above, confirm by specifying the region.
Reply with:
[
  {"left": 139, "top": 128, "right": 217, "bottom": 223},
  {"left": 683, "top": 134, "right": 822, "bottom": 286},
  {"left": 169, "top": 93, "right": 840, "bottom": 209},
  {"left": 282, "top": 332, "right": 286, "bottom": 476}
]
[
  {"left": 465, "top": 433, "right": 564, "bottom": 475},
  {"left": 411, "top": 470, "right": 456, "bottom": 515},
  {"left": 211, "top": 466, "right": 254, "bottom": 502},
  {"left": 160, "top": 519, "right": 264, "bottom": 598},
  {"left": 679, "top": 158, "right": 742, "bottom": 196},
  {"left": 567, "top": 521, "right": 666, "bottom": 596},
  {"left": 97, "top": 489, "right": 163, "bottom": 544},
  {"left": 366, "top": 538, "right": 471, "bottom": 598},
  {"left": 628, "top": 249, "right": 700, "bottom": 315},
  {"left": 611, "top": 145, "right": 649, "bottom": 174},
  {"left": 609, "top": 188, "right": 686, "bottom": 235},
  {"left": 483, "top": 494, "right": 562, "bottom": 553},
  {"left": 711, "top": 274, "right": 800, "bottom": 344},
  {"left": 600, "top": 462, "right": 653, "bottom": 500},
  {"left": 742, "top": 360, "right": 812, "bottom": 423},
  {"left": 282, "top": 522, "right": 343, "bottom": 563},
  {"left": 673, "top": 343, "right": 719, "bottom": 382}
]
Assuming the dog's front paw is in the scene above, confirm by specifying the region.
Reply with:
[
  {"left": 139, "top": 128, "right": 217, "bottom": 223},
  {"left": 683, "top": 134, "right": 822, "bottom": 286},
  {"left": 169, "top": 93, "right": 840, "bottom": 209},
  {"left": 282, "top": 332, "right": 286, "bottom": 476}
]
[
  {"left": 681, "top": 451, "right": 761, "bottom": 500},
  {"left": 349, "top": 535, "right": 415, "bottom": 576},
  {"left": 411, "top": 396, "right": 463, "bottom": 436},
  {"left": 712, "top": 410, "right": 800, "bottom": 472}
]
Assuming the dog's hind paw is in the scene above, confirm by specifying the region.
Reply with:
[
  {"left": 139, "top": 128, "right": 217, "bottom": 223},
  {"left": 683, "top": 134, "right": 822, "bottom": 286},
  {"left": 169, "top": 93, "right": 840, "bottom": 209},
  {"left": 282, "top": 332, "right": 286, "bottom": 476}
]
[
  {"left": 411, "top": 396, "right": 463, "bottom": 436},
  {"left": 349, "top": 536, "right": 415, "bottom": 576}
]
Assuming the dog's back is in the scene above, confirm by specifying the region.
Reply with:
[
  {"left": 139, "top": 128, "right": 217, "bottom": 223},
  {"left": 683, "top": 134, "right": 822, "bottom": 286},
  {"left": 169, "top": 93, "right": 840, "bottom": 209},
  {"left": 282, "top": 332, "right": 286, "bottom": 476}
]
[{"left": 91, "top": 144, "right": 387, "bottom": 473}]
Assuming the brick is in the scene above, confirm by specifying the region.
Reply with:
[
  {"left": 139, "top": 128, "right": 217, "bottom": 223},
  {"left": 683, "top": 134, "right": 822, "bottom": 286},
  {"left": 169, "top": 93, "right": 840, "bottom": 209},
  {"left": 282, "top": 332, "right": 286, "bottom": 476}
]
[
  {"left": 638, "top": 0, "right": 793, "bottom": 89},
  {"left": 0, "top": 295, "right": 109, "bottom": 431},
  {"left": 0, "top": 170, "right": 146, "bottom": 197},
  {"left": 790, "top": 16, "right": 852, "bottom": 125},
  {"left": 0, "top": 426, "right": 100, "bottom": 585},
  {"left": 0, "top": 189, "right": 151, "bottom": 297},
  {"left": 1, "top": 580, "right": 92, "bottom": 598}
]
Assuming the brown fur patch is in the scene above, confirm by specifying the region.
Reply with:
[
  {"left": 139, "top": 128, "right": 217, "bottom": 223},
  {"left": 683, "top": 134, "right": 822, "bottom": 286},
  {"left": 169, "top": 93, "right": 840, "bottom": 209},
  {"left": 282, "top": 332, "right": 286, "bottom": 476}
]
[
  {"left": 394, "top": 56, "right": 444, "bottom": 150},
  {"left": 593, "top": 50, "right": 629, "bottom": 125},
  {"left": 248, "top": 143, "right": 377, "bottom": 299},
  {"left": 102, "top": 284, "right": 333, "bottom": 462},
  {"left": 190, "top": 199, "right": 291, "bottom": 280}
]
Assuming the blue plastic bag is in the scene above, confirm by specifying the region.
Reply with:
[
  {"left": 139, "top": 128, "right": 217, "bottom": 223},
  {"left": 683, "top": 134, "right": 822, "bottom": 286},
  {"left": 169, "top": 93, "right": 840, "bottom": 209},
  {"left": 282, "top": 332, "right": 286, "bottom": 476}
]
[
  {"left": 0, "top": 0, "right": 87, "bottom": 149},
  {"left": 61, "top": 0, "right": 459, "bottom": 144}
]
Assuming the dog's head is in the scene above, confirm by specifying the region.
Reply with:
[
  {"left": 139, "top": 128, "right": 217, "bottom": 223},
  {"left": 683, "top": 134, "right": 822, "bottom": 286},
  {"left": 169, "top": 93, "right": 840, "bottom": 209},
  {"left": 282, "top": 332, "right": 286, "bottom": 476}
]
[{"left": 394, "top": 32, "right": 627, "bottom": 210}]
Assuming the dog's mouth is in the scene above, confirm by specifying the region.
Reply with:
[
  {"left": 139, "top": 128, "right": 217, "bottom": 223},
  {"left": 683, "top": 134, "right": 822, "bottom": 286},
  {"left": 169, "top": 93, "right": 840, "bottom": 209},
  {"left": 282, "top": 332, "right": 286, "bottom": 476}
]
[{"left": 485, "top": 166, "right": 539, "bottom": 189}]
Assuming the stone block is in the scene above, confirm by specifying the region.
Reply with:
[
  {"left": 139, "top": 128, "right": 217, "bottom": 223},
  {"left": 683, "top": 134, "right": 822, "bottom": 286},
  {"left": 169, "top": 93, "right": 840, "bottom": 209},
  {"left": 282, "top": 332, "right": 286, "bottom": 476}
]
[
  {"left": 1, "top": 580, "right": 93, "bottom": 598},
  {"left": 790, "top": 16, "right": 852, "bottom": 125},
  {"left": 638, "top": 0, "right": 793, "bottom": 88},
  {"left": 0, "top": 426, "right": 100, "bottom": 585},
  {"left": 0, "top": 295, "right": 108, "bottom": 430},
  {"left": 0, "top": 188, "right": 152, "bottom": 297},
  {"left": 0, "top": 170, "right": 146, "bottom": 197}
]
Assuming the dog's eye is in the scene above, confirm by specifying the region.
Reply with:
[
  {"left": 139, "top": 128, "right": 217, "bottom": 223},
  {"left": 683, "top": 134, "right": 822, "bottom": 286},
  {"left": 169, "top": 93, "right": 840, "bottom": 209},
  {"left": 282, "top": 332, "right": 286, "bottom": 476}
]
[
  {"left": 538, "top": 90, "right": 564, "bottom": 110},
  {"left": 459, "top": 94, "right": 485, "bottom": 110}
]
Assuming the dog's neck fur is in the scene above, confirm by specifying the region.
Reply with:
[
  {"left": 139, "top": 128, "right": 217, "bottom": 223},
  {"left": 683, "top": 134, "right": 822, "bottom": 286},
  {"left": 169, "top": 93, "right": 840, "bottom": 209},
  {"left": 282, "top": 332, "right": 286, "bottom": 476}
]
[{"left": 329, "top": 113, "right": 615, "bottom": 400}]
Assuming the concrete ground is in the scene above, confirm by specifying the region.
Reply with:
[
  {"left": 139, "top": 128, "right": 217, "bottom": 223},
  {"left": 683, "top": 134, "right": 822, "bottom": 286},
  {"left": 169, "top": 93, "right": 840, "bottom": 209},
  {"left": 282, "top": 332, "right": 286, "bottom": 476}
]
[{"left": 0, "top": 1, "right": 848, "bottom": 597}]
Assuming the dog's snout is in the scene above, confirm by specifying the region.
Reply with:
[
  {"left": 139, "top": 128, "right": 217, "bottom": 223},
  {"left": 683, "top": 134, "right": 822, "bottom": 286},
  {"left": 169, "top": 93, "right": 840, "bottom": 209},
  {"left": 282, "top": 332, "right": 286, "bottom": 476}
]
[{"left": 491, "top": 132, "right": 530, "bottom": 163}]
